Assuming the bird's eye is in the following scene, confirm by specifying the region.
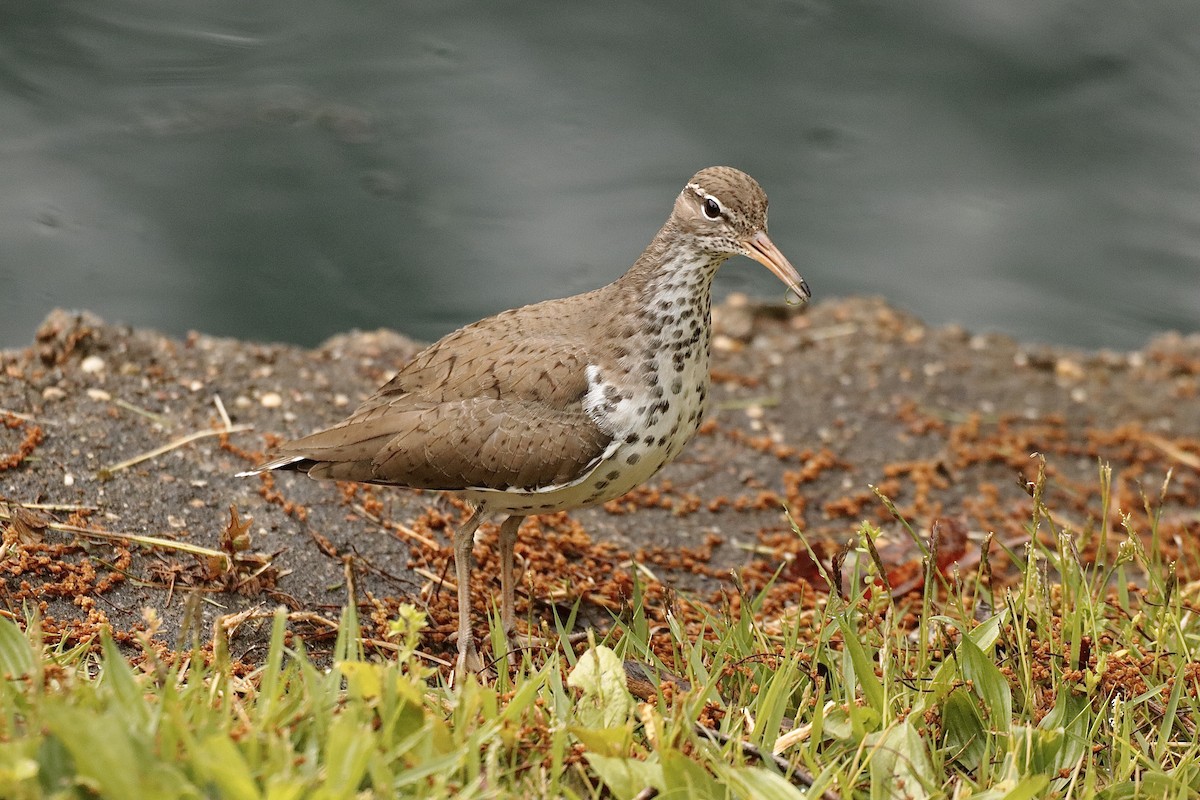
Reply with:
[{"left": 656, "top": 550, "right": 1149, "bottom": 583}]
[{"left": 702, "top": 197, "right": 722, "bottom": 219}]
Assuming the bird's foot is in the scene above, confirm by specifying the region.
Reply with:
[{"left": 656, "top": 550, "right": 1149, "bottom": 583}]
[
  {"left": 503, "top": 624, "right": 561, "bottom": 667},
  {"left": 454, "top": 638, "right": 487, "bottom": 683}
]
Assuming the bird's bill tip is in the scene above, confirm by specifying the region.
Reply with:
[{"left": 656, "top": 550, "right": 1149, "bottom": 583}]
[{"left": 743, "top": 230, "right": 811, "bottom": 303}]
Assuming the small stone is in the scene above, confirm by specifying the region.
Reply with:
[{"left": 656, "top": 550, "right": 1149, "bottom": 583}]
[
  {"left": 80, "top": 355, "right": 106, "bottom": 374},
  {"left": 712, "top": 334, "right": 740, "bottom": 353},
  {"left": 1055, "top": 358, "right": 1085, "bottom": 381},
  {"left": 189, "top": 380, "right": 204, "bottom": 392},
  {"left": 42, "top": 386, "right": 67, "bottom": 401},
  {"left": 334, "top": 393, "right": 351, "bottom": 407},
  {"left": 63, "top": 473, "right": 75, "bottom": 487},
  {"left": 260, "top": 391, "right": 283, "bottom": 408},
  {"left": 86, "top": 388, "right": 111, "bottom": 402}
]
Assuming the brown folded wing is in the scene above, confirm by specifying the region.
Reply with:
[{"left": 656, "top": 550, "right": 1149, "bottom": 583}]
[
  {"left": 270, "top": 313, "right": 617, "bottom": 492},
  {"left": 279, "top": 396, "right": 611, "bottom": 491}
]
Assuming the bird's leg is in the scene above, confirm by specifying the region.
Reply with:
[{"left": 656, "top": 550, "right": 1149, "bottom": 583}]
[
  {"left": 497, "top": 514, "right": 525, "bottom": 663},
  {"left": 453, "top": 504, "right": 487, "bottom": 680}
]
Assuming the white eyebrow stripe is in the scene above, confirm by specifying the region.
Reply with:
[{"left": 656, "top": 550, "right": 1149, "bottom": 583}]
[{"left": 686, "top": 183, "right": 724, "bottom": 214}]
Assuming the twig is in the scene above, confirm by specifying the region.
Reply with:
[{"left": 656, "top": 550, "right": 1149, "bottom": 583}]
[
  {"left": 14, "top": 502, "right": 98, "bottom": 512},
  {"left": 715, "top": 395, "right": 781, "bottom": 411},
  {"left": 355, "top": 635, "right": 453, "bottom": 666},
  {"left": 1140, "top": 432, "right": 1200, "bottom": 471},
  {"left": 0, "top": 507, "right": 231, "bottom": 568},
  {"left": 0, "top": 408, "right": 52, "bottom": 425},
  {"left": 99, "top": 424, "right": 253, "bottom": 476},
  {"left": 413, "top": 566, "right": 456, "bottom": 592},
  {"left": 805, "top": 322, "right": 858, "bottom": 341},
  {"left": 213, "top": 394, "right": 233, "bottom": 431},
  {"left": 111, "top": 398, "right": 170, "bottom": 427},
  {"left": 692, "top": 722, "right": 834, "bottom": 798},
  {"left": 351, "top": 503, "right": 439, "bottom": 549}
]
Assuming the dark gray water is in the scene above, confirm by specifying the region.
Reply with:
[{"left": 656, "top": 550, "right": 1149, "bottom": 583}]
[{"left": 3, "top": 1, "right": 1199, "bottom": 351}]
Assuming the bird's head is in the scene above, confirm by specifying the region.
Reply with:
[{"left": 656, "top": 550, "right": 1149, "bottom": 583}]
[{"left": 673, "top": 166, "right": 811, "bottom": 303}]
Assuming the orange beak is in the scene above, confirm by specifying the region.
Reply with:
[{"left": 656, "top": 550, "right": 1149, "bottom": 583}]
[{"left": 743, "top": 230, "right": 811, "bottom": 303}]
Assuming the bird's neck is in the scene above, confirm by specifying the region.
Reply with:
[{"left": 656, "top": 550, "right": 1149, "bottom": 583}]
[{"left": 616, "top": 221, "right": 730, "bottom": 318}]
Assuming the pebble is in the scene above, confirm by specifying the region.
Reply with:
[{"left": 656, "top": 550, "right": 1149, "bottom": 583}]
[
  {"left": 1055, "top": 358, "right": 1085, "bottom": 381},
  {"left": 260, "top": 391, "right": 283, "bottom": 408},
  {"left": 80, "top": 355, "right": 106, "bottom": 374},
  {"left": 712, "top": 334, "right": 740, "bottom": 353},
  {"left": 42, "top": 386, "right": 66, "bottom": 401},
  {"left": 86, "top": 388, "right": 111, "bottom": 402}
]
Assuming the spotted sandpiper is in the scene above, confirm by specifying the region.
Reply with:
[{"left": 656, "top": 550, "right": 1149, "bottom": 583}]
[{"left": 241, "top": 167, "right": 810, "bottom": 676}]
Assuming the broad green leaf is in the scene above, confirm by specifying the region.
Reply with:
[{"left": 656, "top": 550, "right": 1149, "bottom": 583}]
[
  {"left": 1013, "top": 722, "right": 1071, "bottom": 779},
  {"left": 868, "top": 722, "right": 934, "bottom": 800},
  {"left": 264, "top": 776, "right": 308, "bottom": 800},
  {"left": 836, "top": 615, "right": 884, "bottom": 714},
  {"left": 319, "top": 712, "right": 374, "bottom": 799},
  {"left": 99, "top": 631, "right": 151, "bottom": 729},
  {"left": 193, "top": 734, "right": 262, "bottom": 800},
  {"left": 722, "top": 765, "right": 807, "bottom": 800},
  {"left": 971, "top": 774, "right": 1051, "bottom": 800},
  {"left": 44, "top": 706, "right": 148, "bottom": 799},
  {"left": 662, "top": 749, "right": 725, "bottom": 800},
  {"left": 567, "top": 646, "right": 633, "bottom": 729},
  {"left": 911, "top": 611, "right": 1008, "bottom": 718},
  {"left": 337, "top": 660, "right": 383, "bottom": 701},
  {"left": 0, "top": 741, "right": 38, "bottom": 790},
  {"left": 570, "top": 725, "right": 632, "bottom": 757},
  {"left": 941, "top": 689, "right": 985, "bottom": 770},
  {"left": 1094, "top": 772, "right": 1178, "bottom": 800},
  {"left": 586, "top": 753, "right": 662, "bottom": 800},
  {"left": 957, "top": 632, "right": 1012, "bottom": 734},
  {"left": 1030, "top": 687, "right": 1090, "bottom": 785},
  {"left": 0, "top": 618, "right": 35, "bottom": 682}
]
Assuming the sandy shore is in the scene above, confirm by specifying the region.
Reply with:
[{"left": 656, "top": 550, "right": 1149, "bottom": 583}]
[{"left": 2, "top": 297, "right": 1197, "bottom": 667}]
